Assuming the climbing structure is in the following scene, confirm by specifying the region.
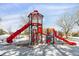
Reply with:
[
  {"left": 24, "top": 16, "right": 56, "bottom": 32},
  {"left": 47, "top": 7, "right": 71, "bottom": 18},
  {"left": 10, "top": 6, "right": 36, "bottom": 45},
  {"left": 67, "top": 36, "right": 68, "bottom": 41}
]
[
  {"left": 6, "top": 10, "right": 43, "bottom": 45},
  {"left": 28, "top": 10, "right": 43, "bottom": 45}
]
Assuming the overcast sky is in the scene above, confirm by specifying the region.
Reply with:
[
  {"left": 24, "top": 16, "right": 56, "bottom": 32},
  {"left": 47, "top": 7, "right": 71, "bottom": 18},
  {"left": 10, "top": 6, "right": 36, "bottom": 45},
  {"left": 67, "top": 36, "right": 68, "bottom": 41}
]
[{"left": 0, "top": 3, "right": 79, "bottom": 32}]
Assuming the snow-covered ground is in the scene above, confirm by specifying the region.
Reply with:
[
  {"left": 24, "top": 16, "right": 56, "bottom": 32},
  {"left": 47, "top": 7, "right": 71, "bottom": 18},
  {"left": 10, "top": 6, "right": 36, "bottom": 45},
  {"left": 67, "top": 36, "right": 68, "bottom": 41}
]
[
  {"left": 0, "top": 44, "right": 64, "bottom": 56},
  {"left": 0, "top": 43, "right": 79, "bottom": 56},
  {"left": 56, "top": 44, "right": 79, "bottom": 56},
  {"left": 0, "top": 35, "right": 79, "bottom": 56}
]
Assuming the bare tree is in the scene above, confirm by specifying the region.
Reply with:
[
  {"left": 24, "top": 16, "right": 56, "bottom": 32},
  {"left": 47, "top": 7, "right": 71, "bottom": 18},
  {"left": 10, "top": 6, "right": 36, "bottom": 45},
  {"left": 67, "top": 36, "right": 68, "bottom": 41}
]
[
  {"left": 74, "top": 10, "right": 79, "bottom": 26},
  {"left": 20, "top": 16, "right": 29, "bottom": 35},
  {"left": 7, "top": 27, "right": 12, "bottom": 34},
  {"left": 20, "top": 15, "right": 29, "bottom": 25},
  {"left": 57, "top": 14, "right": 76, "bottom": 38},
  {"left": 0, "top": 18, "right": 7, "bottom": 35}
]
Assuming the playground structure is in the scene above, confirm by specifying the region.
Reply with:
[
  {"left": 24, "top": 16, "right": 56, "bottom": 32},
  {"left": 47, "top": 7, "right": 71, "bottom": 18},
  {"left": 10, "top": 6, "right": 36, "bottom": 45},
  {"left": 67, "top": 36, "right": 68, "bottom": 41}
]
[{"left": 6, "top": 10, "right": 76, "bottom": 45}]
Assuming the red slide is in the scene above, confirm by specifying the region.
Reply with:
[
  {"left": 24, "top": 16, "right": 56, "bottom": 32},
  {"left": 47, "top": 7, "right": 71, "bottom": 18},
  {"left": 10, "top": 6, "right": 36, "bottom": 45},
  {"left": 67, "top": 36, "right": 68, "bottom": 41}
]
[
  {"left": 53, "top": 29, "right": 76, "bottom": 45},
  {"left": 38, "top": 28, "right": 76, "bottom": 45},
  {"left": 6, "top": 21, "right": 31, "bottom": 43}
]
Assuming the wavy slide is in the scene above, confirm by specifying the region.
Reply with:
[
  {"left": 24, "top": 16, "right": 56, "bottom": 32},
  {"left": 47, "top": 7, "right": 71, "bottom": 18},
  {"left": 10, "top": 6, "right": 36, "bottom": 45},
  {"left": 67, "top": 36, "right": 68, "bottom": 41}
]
[
  {"left": 6, "top": 21, "right": 31, "bottom": 43},
  {"left": 53, "top": 29, "right": 76, "bottom": 45},
  {"left": 38, "top": 28, "right": 76, "bottom": 45}
]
